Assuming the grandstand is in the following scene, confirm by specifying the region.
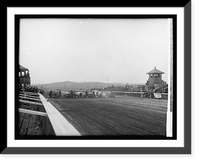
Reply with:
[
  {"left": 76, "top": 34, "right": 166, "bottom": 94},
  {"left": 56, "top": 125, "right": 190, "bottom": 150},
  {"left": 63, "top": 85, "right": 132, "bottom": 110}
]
[{"left": 18, "top": 65, "right": 59, "bottom": 136}]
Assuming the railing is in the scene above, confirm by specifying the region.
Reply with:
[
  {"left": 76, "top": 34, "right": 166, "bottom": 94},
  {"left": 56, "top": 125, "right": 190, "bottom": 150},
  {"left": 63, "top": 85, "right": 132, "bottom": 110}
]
[
  {"left": 111, "top": 91, "right": 145, "bottom": 97},
  {"left": 39, "top": 93, "right": 81, "bottom": 136},
  {"left": 19, "top": 91, "right": 81, "bottom": 136}
]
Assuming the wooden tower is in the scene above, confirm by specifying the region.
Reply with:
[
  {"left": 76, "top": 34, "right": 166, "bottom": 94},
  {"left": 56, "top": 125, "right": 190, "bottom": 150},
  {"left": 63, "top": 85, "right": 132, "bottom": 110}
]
[{"left": 145, "top": 66, "right": 165, "bottom": 90}]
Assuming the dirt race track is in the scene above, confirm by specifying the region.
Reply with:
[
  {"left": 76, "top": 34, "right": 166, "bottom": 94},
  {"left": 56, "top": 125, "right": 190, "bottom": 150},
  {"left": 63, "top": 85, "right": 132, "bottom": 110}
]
[{"left": 49, "top": 96, "right": 168, "bottom": 136}]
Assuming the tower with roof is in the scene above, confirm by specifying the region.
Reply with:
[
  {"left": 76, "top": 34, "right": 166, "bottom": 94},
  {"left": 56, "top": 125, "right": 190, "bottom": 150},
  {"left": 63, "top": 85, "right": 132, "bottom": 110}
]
[{"left": 145, "top": 66, "right": 166, "bottom": 90}]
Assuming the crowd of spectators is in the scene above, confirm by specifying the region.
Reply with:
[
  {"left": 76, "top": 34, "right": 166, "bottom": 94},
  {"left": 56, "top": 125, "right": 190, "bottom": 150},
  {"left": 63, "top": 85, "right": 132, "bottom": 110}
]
[{"left": 19, "top": 85, "right": 44, "bottom": 95}]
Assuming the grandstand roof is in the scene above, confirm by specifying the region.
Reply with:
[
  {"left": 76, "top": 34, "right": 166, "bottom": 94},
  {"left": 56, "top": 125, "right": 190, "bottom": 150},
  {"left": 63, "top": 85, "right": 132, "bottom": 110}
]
[
  {"left": 19, "top": 65, "right": 29, "bottom": 71},
  {"left": 146, "top": 66, "right": 164, "bottom": 74}
]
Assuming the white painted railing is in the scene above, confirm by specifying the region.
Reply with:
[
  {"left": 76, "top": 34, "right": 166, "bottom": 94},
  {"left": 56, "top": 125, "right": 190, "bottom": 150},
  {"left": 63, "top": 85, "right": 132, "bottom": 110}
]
[{"left": 39, "top": 93, "right": 81, "bottom": 136}]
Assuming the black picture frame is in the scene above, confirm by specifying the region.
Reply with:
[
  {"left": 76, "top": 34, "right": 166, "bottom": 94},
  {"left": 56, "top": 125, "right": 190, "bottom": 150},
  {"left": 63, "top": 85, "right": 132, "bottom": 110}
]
[{"left": 2, "top": 2, "right": 191, "bottom": 154}]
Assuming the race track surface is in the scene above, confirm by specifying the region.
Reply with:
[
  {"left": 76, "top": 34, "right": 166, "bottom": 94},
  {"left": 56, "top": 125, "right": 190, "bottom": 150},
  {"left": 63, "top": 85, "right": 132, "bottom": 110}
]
[{"left": 49, "top": 96, "right": 167, "bottom": 136}]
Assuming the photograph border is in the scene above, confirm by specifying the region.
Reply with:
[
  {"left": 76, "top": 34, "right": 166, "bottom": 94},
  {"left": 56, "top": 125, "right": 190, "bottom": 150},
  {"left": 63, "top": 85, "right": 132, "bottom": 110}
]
[
  {"left": 14, "top": 14, "right": 177, "bottom": 141},
  {"left": 2, "top": 2, "right": 191, "bottom": 154}
]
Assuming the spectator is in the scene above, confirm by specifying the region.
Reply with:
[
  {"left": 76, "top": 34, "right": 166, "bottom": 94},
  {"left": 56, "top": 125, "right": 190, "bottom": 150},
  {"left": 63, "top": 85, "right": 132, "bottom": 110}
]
[
  {"left": 85, "top": 90, "right": 88, "bottom": 97},
  {"left": 150, "top": 89, "right": 154, "bottom": 98},
  {"left": 70, "top": 90, "right": 74, "bottom": 98},
  {"left": 35, "top": 86, "right": 38, "bottom": 92},
  {"left": 49, "top": 90, "right": 52, "bottom": 98},
  {"left": 59, "top": 90, "right": 61, "bottom": 97}
]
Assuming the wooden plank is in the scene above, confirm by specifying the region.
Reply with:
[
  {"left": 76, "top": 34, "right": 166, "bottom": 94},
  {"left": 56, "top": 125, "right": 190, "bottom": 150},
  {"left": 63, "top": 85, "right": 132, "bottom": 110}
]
[
  {"left": 161, "top": 93, "right": 168, "bottom": 95},
  {"left": 19, "top": 95, "right": 40, "bottom": 99},
  {"left": 19, "top": 96, "right": 41, "bottom": 101},
  {"left": 110, "top": 91, "right": 143, "bottom": 93},
  {"left": 20, "top": 94, "right": 39, "bottom": 98},
  {"left": 39, "top": 93, "right": 81, "bottom": 136},
  {"left": 19, "top": 99, "right": 43, "bottom": 106},
  {"left": 20, "top": 91, "right": 39, "bottom": 96},
  {"left": 19, "top": 94, "right": 40, "bottom": 99},
  {"left": 20, "top": 91, "right": 38, "bottom": 94},
  {"left": 19, "top": 108, "right": 47, "bottom": 116}
]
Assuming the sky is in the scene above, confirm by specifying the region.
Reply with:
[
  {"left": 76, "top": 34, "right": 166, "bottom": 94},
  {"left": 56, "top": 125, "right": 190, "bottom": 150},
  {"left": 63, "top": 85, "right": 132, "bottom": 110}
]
[{"left": 19, "top": 18, "right": 170, "bottom": 85}]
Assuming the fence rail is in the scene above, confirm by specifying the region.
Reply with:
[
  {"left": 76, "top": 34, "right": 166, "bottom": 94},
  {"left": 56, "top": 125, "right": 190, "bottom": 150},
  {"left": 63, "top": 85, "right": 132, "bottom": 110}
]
[{"left": 39, "top": 93, "right": 81, "bottom": 136}]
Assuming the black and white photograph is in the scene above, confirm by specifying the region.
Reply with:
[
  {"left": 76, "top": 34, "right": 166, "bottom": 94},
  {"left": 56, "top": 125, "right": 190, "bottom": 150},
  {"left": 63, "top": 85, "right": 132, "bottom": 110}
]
[
  {"left": 17, "top": 16, "right": 175, "bottom": 139},
  {"left": 3, "top": 3, "right": 192, "bottom": 155}
]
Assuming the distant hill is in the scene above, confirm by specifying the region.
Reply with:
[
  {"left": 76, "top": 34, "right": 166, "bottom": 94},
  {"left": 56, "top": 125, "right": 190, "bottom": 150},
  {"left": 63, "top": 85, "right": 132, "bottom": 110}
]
[{"left": 34, "top": 81, "right": 126, "bottom": 91}]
